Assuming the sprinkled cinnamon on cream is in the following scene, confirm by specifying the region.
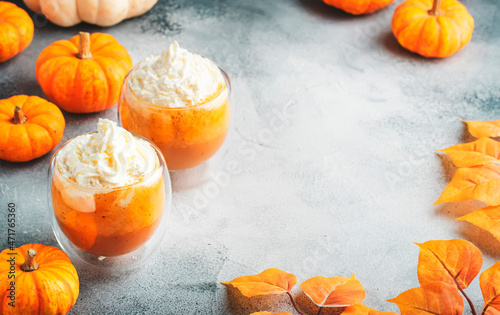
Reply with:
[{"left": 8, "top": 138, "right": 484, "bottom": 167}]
[{"left": 56, "top": 119, "right": 158, "bottom": 188}]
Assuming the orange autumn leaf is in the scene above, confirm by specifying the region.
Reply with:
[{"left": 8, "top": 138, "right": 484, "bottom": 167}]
[
  {"left": 480, "top": 261, "right": 500, "bottom": 314},
  {"left": 417, "top": 239, "right": 482, "bottom": 290},
  {"left": 465, "top": 120, "right": 500, "bottom": 138},
  {"left": 388, "top": 281, "right": 464, "bottom": 315},
  {"left": 221, "top": 268, "right": 297, "bottom": 297},
  {"left": 483, "top": 308, "right": 500, "bottom": 315},
  {"left": 434, "top": 163, "right": 500, "bottom": 206},
  {"left": 457, "top": 205, "right": 500, "bottom": 243},
  {"left": 342, "top": 304, "right": 398, "bottom": 315},
  {"left": 439, "top": 137, "right": 500, "bottom": 167},
  {"left": 250, "top": 312, "right": 293, "bottom": 315},
  {"left": 300, "top": 274, "right": 365, "bottom": 307}
]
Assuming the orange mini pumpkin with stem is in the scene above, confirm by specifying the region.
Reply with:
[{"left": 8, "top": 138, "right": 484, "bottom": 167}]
[
  {"left": 0, "top": 95, "right": 65, "bottom": 162},
  {"left": 0, "top": 244, "right": 79, "bottom": 314},
  {"left": 0, "top": 1, "right": 34, "bottom": 62},
  {"left": 392, "top": 0, "right": 474, "bottom": 58},
  {"left": 323, "top": 0, "right": 395, "bottom": 15},
  {"left": 35, "top": 32, "right": 133, "bottom": 113}
]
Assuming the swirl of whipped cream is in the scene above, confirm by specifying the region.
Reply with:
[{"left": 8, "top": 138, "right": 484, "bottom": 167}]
[
  {"left": 56, "top": 119, "right": 158, "bottom": 188},
  {"left": 128, "top": 41, "right": 224, "bottom": 107}
]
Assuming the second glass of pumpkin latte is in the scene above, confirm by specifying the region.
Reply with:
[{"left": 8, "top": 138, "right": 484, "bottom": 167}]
[{"left": 118, "top": 41, "right": 231, "bottom": 170}]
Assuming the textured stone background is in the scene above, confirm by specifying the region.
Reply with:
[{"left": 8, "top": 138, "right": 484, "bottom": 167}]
[{"left": 1, "top": 0, "right": 499, "bottom": 314}]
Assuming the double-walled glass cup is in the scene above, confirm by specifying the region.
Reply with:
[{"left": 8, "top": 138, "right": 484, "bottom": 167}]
[
  {"left": 47, "top": 133, "right": 172, "bottom": 272},
  {"left": 118, "top": 62, "right": 231, "bottom": 171}
]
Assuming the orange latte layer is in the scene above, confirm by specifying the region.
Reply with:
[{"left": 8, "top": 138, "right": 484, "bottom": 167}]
[
  {"left": 52, "top": 169, "right": 165, "bottom": 256},
  {"left": 120, "top": 88, "right": 230, "bottom": 170}
]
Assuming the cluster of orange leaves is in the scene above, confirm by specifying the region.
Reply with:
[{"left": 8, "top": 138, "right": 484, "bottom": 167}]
[
  {"left": 389, "top": 239, "right": 500, "bottom": 314},
  {"left": 436, "top": 119, "right": 500, "bottom": 242},
  {"left": 222, "top": 268, "right": 396, "bottom": 314},
  {"left": 222, "top": 239, "right": 500, "bottom": 314},
  {"left": 388, "top": 119, "right": 500, "bottom": 314}
]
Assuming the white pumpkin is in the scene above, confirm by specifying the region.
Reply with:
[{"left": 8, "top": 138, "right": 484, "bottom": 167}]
[{"left": 23, "top": 0, "right": 157, "bottom": 27}]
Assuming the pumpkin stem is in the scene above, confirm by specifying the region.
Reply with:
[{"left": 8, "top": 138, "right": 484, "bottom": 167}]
[
  {"left": 429, "top": 0, "right": 443, "bottom": 15},
  {"left": 77, "top": 32, "right": 92, "bottom": 59},
  {"left": 21, "top": 249, "right": 39, "bottom": 272},
  {"left": 12, "top": 106, "right": 27, "bottom": 124}
]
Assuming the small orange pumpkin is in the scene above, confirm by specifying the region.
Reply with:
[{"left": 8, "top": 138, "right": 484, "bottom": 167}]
[
  {"left": 392, "top": 0, "right": 474, "bottom": 58},
  {"left": 0, "top": 95, "right": 65, "bottom": 162},
  {"left": 36, "top": 32, "right": 133, "bottom": 113},
  {"left": 0, "top": 1, "right": 34, "bottom": 62},
  {"left": 323, "top": 0, "right": 395, "bottom": 15},
  {"left": 0, "top": 244, "right": 79, "bottom": 314}
]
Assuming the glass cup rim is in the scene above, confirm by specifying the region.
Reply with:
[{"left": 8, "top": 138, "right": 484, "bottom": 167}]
[
  {"left": 123, "top": 58, "right": 231, "bottom": 111},
  {"left": 51, "top": 130, "right": 167, "bottom": 193}
]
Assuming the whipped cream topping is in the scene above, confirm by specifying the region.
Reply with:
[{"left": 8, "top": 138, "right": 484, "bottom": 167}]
[
  {"left": 56, "top": 119, "right": 158, "bottom": 188},
  {"left": 128, "top": 41, "right": 224, "bottom": 107}
]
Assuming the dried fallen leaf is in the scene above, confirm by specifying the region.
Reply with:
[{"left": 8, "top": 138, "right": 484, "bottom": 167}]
[
  {"left": 300, "top": 274, "right": 365, "bottom": 307},
  {"left": 465, "top": 120, "right": 500, "bottom": 138},
  {"left": 250, "top": 312, "right": 293, "bottom": 315},
  {"left": 388, "top": 281, "right": 464, "bottom": 315},
  {"left": 480, "top": 261, "right": 500, "bottom": 314},
  {"left": 457, "top": 205, "right": 500, "bottom": 243},
  {"left": 439, "top": 137, "right": 500, "bottom": 167},
  {"left": 342, "top": 304, "right": 398, "bottom": 315},
  {"left": 221, "top": 268, "right": 297, "bottom": 298},
  {"left": 417, "top": 239, "right": 482, "bottom": 290},
  {"left": 434, "top": 163, "right": 500, "bottom": 206}
]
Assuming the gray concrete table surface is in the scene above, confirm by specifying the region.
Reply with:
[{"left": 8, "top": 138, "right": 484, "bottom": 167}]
[{"left": 1, "top": 0, "right": 499, "bottom": 314}]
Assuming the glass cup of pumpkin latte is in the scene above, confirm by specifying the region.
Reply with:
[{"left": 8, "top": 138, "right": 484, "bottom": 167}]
[
  {"left": 118, "top": 41, "right": 231, "bottom": 175},
  {"left": 48, "top": 119, "right": 171, "bottom": 271}
]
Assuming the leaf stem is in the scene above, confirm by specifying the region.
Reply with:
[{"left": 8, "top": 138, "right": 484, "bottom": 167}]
[
  {"left": 317, "top": 307, "right": 324, "bottom": 315},
  {"left": 456, "top": 284, "right": 477, "bottom": 315},
  {"left": 427, "top": 250, "right": 477, "bottom": 315},
  {"left": 482, "top": 294, "right": 500, "bottom": 315},
  {"left": 286, "top": 292, "right": 303, "bottom": 315}
]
